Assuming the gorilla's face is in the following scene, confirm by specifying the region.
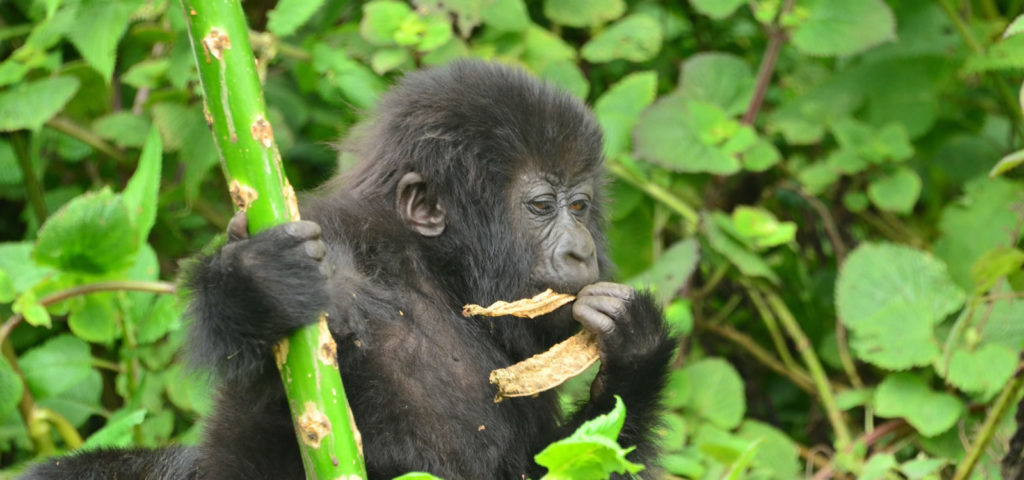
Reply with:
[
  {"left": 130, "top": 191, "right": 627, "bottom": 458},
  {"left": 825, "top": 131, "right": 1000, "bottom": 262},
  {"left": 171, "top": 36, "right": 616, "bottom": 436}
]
[{"left": 514, "top": 172, "right": 600, "bottom": 294}]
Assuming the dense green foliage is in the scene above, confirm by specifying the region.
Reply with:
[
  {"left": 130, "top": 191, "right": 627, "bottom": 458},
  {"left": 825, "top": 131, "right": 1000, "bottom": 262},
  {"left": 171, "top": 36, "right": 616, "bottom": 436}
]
[{"left": 1, "top": 0, "right": 1024, "bottom": 478}]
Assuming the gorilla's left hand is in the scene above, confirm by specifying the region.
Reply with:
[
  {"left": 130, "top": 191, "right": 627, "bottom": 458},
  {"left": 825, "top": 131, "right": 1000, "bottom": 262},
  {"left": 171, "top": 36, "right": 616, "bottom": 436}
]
[{"left": 572, "top": 282, "right": 666, "bottom": 370}]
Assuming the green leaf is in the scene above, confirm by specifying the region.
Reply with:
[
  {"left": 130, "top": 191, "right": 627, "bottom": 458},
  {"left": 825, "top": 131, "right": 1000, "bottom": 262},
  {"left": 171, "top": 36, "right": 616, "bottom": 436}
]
[
  {"left": 165, "top": 365, "right": 213, "bottom": 415},
  {"left": 0, "top": 270, "right": 12, "bottom": 303},
  {"left": 68, "top": 293, "right": 119, "bottom": 344},
  {"left": 543, "top": 0, "right": 625, "bottom": 27},
  {"left": 535, "top": 397, "right": 643, "bottom": 480},
  {"left": 13, "top": 291, "right": 51, "bottom": 328},
  {"left": 935, "top": 178, "right": 1024, "bottom": 290},
  {"left": 741, "top": 139, "right": 781, "bottom": 172},
  {"left": 704, "top": 213, "right": 779, "bottom": 284},
  {"left": 360, "top": 0, "right": 414, "bottom": 46},
  {"left": 731, "top": 206, "right": 796, "bottom": 249},
  {"left": 900, "top": 457, "right": 948, "bottom": 479},
  {"left": 581, "top": 15, "right": 661, "bottom": 63},
  {"left": 19, "top": 334, "right": 93, "bottom": 398},
  {"left": 689, "top": 0, "right": 746, "bottom": 19},
  {"left": 867, "top": 167, "right": 922, "bottom": 215},
  {"left": 724, "top": 439, "right": 761, "bottom": 480},
  {"left": 944, "top": 344, "right": 1017, "bottom": 397},
  {"left": 392, "top": 474, "right": 446, "bottom": 480},
  {"left": 135, "top": 294, "right": 183, "bottom": 345},
  {"left": 797, "top": 162, "right": 840, "bottom": 195},
  {"left": 0, "top": 356, "right": 23, "bottom": 417},
  {"left": 38, "top": 370, "right": 103, "bottom": 427},
  {"left": 0, "top": 242, "right": 53, "bottom": 294},
  {"left": 311, "top": 44, "right": 387, "bottom": 110},
  {"left": 990, "top": 149, "right": 1024, "bottom": 178},
  {"left": 737, "top": 421, "right": 801, "bottom": 479},
  {"left": 537, "top": 60, "right": 589, "bottom": 100},
  {"left": 627, "top": 238, "right": 699, "bottom": 305},
  {"left": 92, "top": 112, "right": 152, "bottom": 148},
  {"left": 654, "top": 412, "right": 687, "bottom": 450},
  {"left": 594, "top": 71, "right": 657, "bottom": 157},
  {"left": 678, "top": 52, "right": 755, "bottom": 116},
  {"left": 0, "top": 76, "right": 80, "bottom": 131},
  {"left": 661, "top": 452, "right": 705, "bottom": 477},
  {"left": 1005, "top": 14, "right": 1024, "bottom": 39},
  {"left": 859, "top": 453, "right": 898, "bottom": 480},
  {"left": 662, "top": 370, "right": 689, "bottom": 409},
  {"left": 790, "top": 0, "right": 896, "bottom": 57},
  {"left": 267, "top": 0, "right": 325, "bottom": 37},
  {"left": 836, "top": 243, "right": 965, "bottom": 369},
  {"left": 635, "top": 97, "right": 741, "bottom": 174},
  {"left": 65, "top": 0, "right": 141, "bottom": 80},
  {"left": 681, "top": 358, "right": 745, "bottom": 429},
  {"left": 122, "top": 127, "right": 162, "bottom": 245},
  {"left": 81, "top": 409, "right": 146, "bottom": 450},
  {"left": 480, "top": 0, "right": 529, "bottom": 32},
  {"left": 120, "top": 58, "right": 170, "bottom": 89},
  {"left": 522, "top": 25, "right": 577, "bottom": 70},
  {"left": 33, "top": 188, "right": 139, "bottom": 275},
  {"left": 874, "top": 373, "right": 962, "bottom": 437},
  {"left": 970, "top": 247, "right": 1024, "bottom": 295}
]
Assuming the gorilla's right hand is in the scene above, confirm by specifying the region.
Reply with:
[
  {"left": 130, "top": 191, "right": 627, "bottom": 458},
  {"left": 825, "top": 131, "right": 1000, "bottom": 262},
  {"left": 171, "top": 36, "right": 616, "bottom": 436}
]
[{"left": 188, "top": 212, "right": 331, "bottom": 378}]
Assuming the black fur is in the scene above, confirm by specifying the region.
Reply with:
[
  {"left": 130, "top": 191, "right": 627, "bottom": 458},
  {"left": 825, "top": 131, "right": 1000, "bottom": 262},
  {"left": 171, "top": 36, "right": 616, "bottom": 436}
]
[{"left": 21, "top": 60, "right": 674, "bottom": 480}]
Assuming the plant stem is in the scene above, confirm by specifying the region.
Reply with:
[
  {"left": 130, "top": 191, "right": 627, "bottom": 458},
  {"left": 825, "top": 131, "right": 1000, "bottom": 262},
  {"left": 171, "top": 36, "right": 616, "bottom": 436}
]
[
  {"left": 743, "top": 0, "right": 794, "bottom": 125},
  {"left": 11, "top": 132, "right": 47, "bottom": 225},
  {"left": 743, "top": 283, "right": 802, "bottom": 374},
  {"left": 694, "top": 319, "right": 816, "bottom": 394},
  {"left": 762, "top": 288, "right": 852, "bottom": 449},
  {"left": 952, "top": 356, "right": 1024, "bottom": 480},
  {"left": 606, "top": 160, "right": 699, "bottom": 231},
  {"left": 0, "top": 280, "right": 176, "bottom": 344},
  {"left": 181, "top": 2, "right": 366, "bottom": 477},
  {"left": 46, "top": 116, "right": 126, "bottom": 163}
]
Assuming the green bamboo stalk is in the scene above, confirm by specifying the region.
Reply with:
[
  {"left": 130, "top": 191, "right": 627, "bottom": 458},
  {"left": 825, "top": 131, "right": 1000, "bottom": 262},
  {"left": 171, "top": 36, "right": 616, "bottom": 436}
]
[{"left": 180, "top": 2, "right": 366, "bottom": 478}]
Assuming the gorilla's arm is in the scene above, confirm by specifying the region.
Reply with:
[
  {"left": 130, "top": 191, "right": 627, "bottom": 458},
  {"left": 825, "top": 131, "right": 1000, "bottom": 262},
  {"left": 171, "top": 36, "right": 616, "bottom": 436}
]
[
  {"left": 187, "top": 216, "right": 331, "bottom": 382},
  {"left": 18, "top": 446, "right": 199, "bottom": 480},
  {"left": 559, "top": 283, "right": 675, "bottom": 465}
]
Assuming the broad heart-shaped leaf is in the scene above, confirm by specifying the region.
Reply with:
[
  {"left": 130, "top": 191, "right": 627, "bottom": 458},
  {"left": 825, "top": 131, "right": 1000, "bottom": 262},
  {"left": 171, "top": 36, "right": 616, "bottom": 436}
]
[
  {"left": 122, "top": 127, "right": 162, "bottom": 246},
  {"left": 0, "top": 76, "right": 79, "bottom": 131},
  {"left": 737, "top": 421, "right": 801, "bottom": 479},
  {"left": 81, "top": 409, "right": 147, "bottom": 451},
  {"left": 628, "top": 237, "right": 699, "bottom": 305},
  {"left": 535, "top": 397, "right": 644, "bottom": 480},
  {"left": 360, "top": 0, "right": 414, "bottom": 46},
  {"left": 634, "top": 96, "right": 741, "bottom": 174},
  {"left": 944, "top": 343, "right": 1017, "bottom": 397},
  {"left": 37, "top": 370, "right": 103, "bottom": 428},
  {"left": 0, "top": 356, "right": 23, "bottom": 418},
  {"left": 19, "top": 334, "right": 93, "bottom": 399},
  {"left": 267, "top": 0, "right": 325, "bottom": 37},
  {"left": 790, "top": 0, "right": 896, "bottom": 57},
  {"left": 680, "top": 358, "right": 745, "bottom": 429},
  {"left": 678, "top": 52, "right": 755, "bottom": 117},
  {"left": 543, "top": 0, "right": 625, "bottom": 27},
  {"left": 480, "top": 0, "right": 529, "bottom": 32},
  {"left": 594, "top": 71, "right": 657, "bottom": 158},
  {"left": 689, "top": 0, "right": 746, "bottom": 19},
  {"left": 66, "top": 0, "right": 141, "bottom": 81},
  {"left": 33, "top": 188, "right": 139, "bottom": 275},
  {"left": 581, "top": 15, "right": 661, "bottom": 63},
  {"left": 836, "top": 243, "right": 965, "bottom": 370},
  {"left": 874, "top": 373, "right": 963, "bottom": 437},
  {"left": 867, "top": 167, "right": 922, "bottom": 215}
]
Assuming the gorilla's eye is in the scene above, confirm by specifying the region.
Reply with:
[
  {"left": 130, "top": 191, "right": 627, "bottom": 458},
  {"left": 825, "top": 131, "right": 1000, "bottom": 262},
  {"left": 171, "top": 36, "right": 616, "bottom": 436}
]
[
  {"left": 527, "top": 200, "right": 555, "bottom": 215},
  {"left": 568, "top": 199, "right": 589, "bottom": 213}
]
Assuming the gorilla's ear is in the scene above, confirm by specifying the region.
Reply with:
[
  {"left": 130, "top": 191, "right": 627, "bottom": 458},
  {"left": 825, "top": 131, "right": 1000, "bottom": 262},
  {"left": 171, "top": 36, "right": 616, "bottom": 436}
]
[{"left": 396, "top": 172, "right": 446, "bottom": 237}]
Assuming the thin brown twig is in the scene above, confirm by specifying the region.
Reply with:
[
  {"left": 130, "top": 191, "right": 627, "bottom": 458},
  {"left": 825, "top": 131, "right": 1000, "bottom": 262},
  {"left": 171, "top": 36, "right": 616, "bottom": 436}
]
[{"left": 742, "top": 0, "right": 796, "bottom": 125}]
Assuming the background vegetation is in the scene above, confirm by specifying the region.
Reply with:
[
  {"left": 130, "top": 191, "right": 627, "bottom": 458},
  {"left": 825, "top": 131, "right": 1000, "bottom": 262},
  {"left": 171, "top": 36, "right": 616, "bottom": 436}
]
[{"left": 1, "top": 0, "right": 1024, "bottom": 478}]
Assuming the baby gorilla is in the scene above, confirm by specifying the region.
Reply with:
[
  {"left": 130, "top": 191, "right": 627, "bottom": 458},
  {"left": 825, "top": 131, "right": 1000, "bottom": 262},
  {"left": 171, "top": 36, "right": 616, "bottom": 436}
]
[{"left": 23, "top": 60, "right": 674, "bottom": 480}]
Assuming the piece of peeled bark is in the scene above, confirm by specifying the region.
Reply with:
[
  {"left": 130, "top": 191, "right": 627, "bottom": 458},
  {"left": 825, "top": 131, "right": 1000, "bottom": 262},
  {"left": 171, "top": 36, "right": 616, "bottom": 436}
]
[
  {"left": 463, "top": 289, "right": 601, "bottom": 402},
  {"left": 488, "top": 330, "right": 600, "bottom": 402},
  {"left": 462, "top": 288, "right": 575, "bottom": 318}
]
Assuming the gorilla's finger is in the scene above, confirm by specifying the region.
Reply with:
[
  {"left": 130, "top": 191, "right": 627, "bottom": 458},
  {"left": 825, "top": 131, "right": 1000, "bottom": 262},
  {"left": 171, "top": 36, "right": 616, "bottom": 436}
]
[
  {"left": 578, "top": 282, "right": 633, "bottom": 301},
  {"left": 573, "top": 302, "right": 616, "bottom": 334},
  {"left": 577, "top": 295, "right": 626, "bottom": 319},
  {"left": 227, "top": 211, "right": 249, "bottom": 242},
  {"left": 283, "top": 221, "right": 322, "bottom": 240},
  {"left": 303, "top": 239, "right": 327, "bottom": 260}
]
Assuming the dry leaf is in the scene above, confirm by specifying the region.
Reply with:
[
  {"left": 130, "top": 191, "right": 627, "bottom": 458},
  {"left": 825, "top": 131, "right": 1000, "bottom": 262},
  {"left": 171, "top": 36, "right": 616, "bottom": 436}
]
[
  {"left": 489, "top": 331, "right": 600, "bottom": 402},
  {"left": 462, "top": 288, "right": 575, "bottom": 318}
]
